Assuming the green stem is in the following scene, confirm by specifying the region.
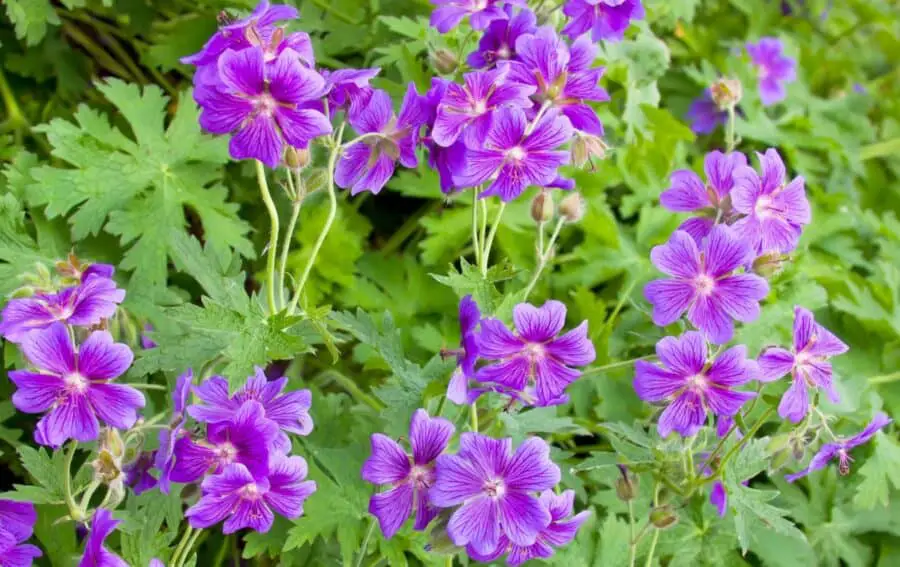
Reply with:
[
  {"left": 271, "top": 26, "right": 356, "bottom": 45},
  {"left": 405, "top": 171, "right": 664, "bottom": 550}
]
[
  {"left": 581, "top": 355, "right": 657, "bottom": 376},
  {"left": 63, "top": 440, "right": 83, "bottom": 522},
  {"left": 279, "top": 192, "right": 304, "bottom": 309},
  {"left": 479, "top": 199, "right": 488, "bottom": 263},
  {"left": 61, "top": 22, "right": 134, "bottom": 80},
  {"left": 479, "top": 202, "right": 507, "bottom": 275},
  {"left": 176, "top": 528, "right": 203, "bottom": 567},
  {"left": 522, "top": 217, "right": 564, "bottom": 299},
  {"left": 212, "top": 535, "right": 230, "bottom": 567},
  {"left": 255, "top": 160, "right": 280, "bottom": 314},
  {"left": 445, "top": 556, "right": 454, "bottom": 567},
  {"left": 317, "top": 369, "right": 385, "bottom": 411},
  {"left": 126, "top": 383, "right": 168, "bottom": 391},
  {"left": 471, "top": 188, "right": 482, "bottom": 267},
  {"left": 725, "top": 105, "right": 737, "bottom": 151},
  {"left": 644, "top": 485, "right": 661, "bottom": 567},
  {"left": 470, "top": 399, "right": 479, "bottom": 433},
  {"left": 627, "top": 500, "right": 637, "bottom": 567},
  {"left": 868, "top": 370, "right": 900, "bottom": 385},
  {"left": 355, "top": 518, "right": 377, "bottom": 567},
  {"left": 310, "top": 0, "right": 361, "bottom": 24},
  {"left": 171, "top": 525, "right": 194, "bottom": 567},
  {"left": 78, "top": 480, "right": 101, "bottom": 511},
  {"left": 712, "top": 406, "right": 775, "bottom": 482}
]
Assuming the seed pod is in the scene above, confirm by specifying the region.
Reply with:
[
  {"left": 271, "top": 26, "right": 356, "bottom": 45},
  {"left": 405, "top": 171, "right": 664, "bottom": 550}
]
[
  {"left": 431, "top": 48, "right": 459, "bottom": 75},
  {"left": 531, "top": 191, "right": 554, "bottom": 223},
  {"left": 571, "top": 134, "right": 609, "bottom": 168},
  {"left": 615, "top": 465, "right": 638, "bottom": 501},
  {"left": 284, "top": 146, "right": 311, "bottom": 170},
  {"left": 559, "top": 193, "right": 585, "bottom": 223},
  {"left": 649, "top": 505, "right": 678, "bottom": 529},
  {"left": 752, "top": 251, "right": 787, "bottom": 278},
  {"left": 710, "top": 77, "right": 743, "bottom": 110}
]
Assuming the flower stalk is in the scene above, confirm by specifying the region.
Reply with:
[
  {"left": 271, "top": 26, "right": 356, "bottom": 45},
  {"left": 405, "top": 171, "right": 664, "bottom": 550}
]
[{"left": 255, "top": 160, "right": 280, "bottom": 314}]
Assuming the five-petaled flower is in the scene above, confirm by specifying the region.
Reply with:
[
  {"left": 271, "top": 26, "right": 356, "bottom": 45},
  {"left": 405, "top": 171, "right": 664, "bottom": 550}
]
[
  {"left": 79, "top": 509, "right": 128, "bottom": 567},
  {"left": 746, "top": 37, "right": 796, "bottom": 106},
  {"left": 467, "top": 6, "right": 537, "bottom": 69},
  {"left": 430, "top": 0, "right": 525, "bottom": 34},
  {"left": 447, "top": 295, "right": 483, "bottom": 405},
  {"left": 562, "top": 0, "right": 644, "bottom": 43},
  {"left": 786, "top": 413, "right": 892, "bottom": 482},
  {"left": 0, "top": 500, "right": 41, "bottom": 567}
]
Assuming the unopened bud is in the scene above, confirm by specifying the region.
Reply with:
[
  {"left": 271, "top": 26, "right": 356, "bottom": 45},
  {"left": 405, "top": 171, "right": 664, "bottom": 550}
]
[
  {"left": 284, "top": 146, "right": 311, "bottom": 170},
  {"left": 530, "top": 192, "right": 554, "bottom": 223},
  {"left": 559, "top": 193, "right": 585, "bottom": 223},
  {"left": 649, "top": 505, "right": 678, "bottom": 529},
  {"left": 752, "top": 251, "right": 787, "bottom": 278},
  {"left": 92, "top": 429, "right": 125, "bottom": 484},
  {"left": 571, "top": 134, "right": 609, "bottom": 169},
  {"left": 615, "top": 465, "right": 638, "bottom": 501},
  {"left": 424, "top": 512, "right": 458, "bottom": 555},
  {"left": 710, "top": 77, "right": 742, "bottom": 110},
  {"left": 431, "top": 49, "right": 459, "bottom": 75}
]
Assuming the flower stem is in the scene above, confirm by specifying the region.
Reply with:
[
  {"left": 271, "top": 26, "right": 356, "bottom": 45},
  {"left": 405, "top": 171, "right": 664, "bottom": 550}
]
[
  {"left": 78, "top": 480, "right": 101, "bottom": 512},
  {"left": 644, "top": 485, "right": 661, "bottom": 567},
  {"left": 171, "top": 525, "right": 194, "bottom": 567},
  {"left": 63, "top": 440, "right": 84, "bottom": 522},
  {"left": 581, "top": 355, "right": 657, "bottom": 376},
  {"left": 471, "top": 188, "right": 482, "bottom": 267},
  {"left": 480, "top": 202, "right": 507, "bottom": 275},
  {"left": 470, "top": 400, "right": 479, "bottom": 432},
  {"left": 278, "top": 183, "right": 304, "bottom": 308},
  {"left": 522, "top": 217, "right": 564, "bottom": 299},
  {"left": 355, "top": 517, "right": 377, "bottom": 567},
  {"left": 868, "top": 370, "right": 900, "bottom": 385},
  {"left": 316, "top": 369, "right": 385, "bottom": 412},
  {"left": 176, "top": 528, "right": 203, "bottom": 567},
  {"left": 126, "top": 383, "right": 168, "bottom": 391},
  {"left": 255, "top": 160, "right": 280, "bottom": 314},
  {"left": 627, "top": 500, "right": 637, "bottom": 567},
  {"left": 711, "top": 406, "right": 775, "bottom": 482},
  {"left": 725, "top": 105, "right": 737, "bottom": 152}
]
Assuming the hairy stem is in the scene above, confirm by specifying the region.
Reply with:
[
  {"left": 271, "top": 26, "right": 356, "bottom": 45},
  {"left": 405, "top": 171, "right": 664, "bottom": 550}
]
[
  {"left": 471, "top": 188, "right": 482, "bottom": 267},
  {"left": 581, "top": 355, "right": 657, "bottom": 376},
  {"left": 644, "top": 485, "right": 661, "bottom": 567},
  {"left": 480, "top": 202, "right": 507, "bottom": 275},
  {"left": 355, "top": 518, "right": 377, "bottom": 567},
  {"left": 725, "top": 105, "right": 737, "bottom": 151},
  {"left": 63, "top": 440, "right": 83, "bottom": 522},
  {"left": 255, "top": 160, "right": 280, "bottom": 314},
  {"left": 627, "top": 500, "right": 637, "bottom": 567},
  {"left": 710, "top": 406, "right": 776, "bottom": 482},
  {"left": 278, "top": 186, "right": 304, "bottom": 309},
  {"left": 470, "top": 399, "right": 479, "bottom": 433},
  {"left": 522, "top": 217, "right": 564, "bottom": 299},
  {"left": 171, "top": 525, "right": 194, "bottom": 567}
]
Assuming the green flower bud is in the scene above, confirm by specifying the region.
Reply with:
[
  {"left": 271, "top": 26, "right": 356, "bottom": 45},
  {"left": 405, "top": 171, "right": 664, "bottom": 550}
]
[
  {"left": 649, "top": 505, "right": 678, "bottom": 529},
  {"left": 559, "top": 193, "right": 585, "bottom": 223},
  {"left": 531, "top": 191, "right": 554, "bottom": 223}
]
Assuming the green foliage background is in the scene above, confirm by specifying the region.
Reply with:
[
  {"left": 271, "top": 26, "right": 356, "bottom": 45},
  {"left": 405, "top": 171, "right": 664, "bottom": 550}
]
[{"left": 1, "top": 0, "right": 900, "bottom": 565}]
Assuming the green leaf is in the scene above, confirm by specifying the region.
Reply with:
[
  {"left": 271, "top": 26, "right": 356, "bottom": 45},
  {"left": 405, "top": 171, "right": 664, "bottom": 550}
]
[
  {"left": 499, "top": 407, "right": 588, "bottom": 444},
  {"left": 3, "top": 0, "right": 60, "bottom": 45},
  {"left": 727, "top": 481, "right": 807, "bottom": 555},
  {"left": 0, "top": 192, "right": 59, "bottom": 296},
  {"left": 853, "top": 432, "right": 900, "bottom": 509},
  {"left": 593, "top": 514, "right": 630, "bottom": 567}
]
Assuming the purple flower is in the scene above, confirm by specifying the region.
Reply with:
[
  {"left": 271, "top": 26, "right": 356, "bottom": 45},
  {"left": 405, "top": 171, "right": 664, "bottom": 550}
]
[
  {"left": 476, "top": 300, "right": 595, "bottom": 406},
  {"left": 686, "top": 89, "right": 727, "bottom": 135},
  {"left": 746, "top": 38, "right": 796, "bottom": 105},
  {"left": 335, "top": 85, "right": 428, "bottom": 195},
  {"left": 156, "top": 369, "right": 195, "bottom": 494},
  {"left": 644, "top": 226, "right": 769, "bottom": 344},
  {"left": 731, "top": 149, "right": 810, "bottom": 255},
  {"left": 431, "top": 65, "right": 535, "bottom": 147},
  {"left": 189, "top": 368, "right": 313, "bottom": 438},
  {"left": 0, "top": 275, "right": 125, "bottom": 343},
  {"left": 322, "top": 67, "right": 380, "bottom": 116},
  {"left": 430, "top": 0, "right": 524, "bottom": 34},
  {"left": 124, "top": 451, "right": 158, "bottom": 495},
  {"left": 0, "top": 501, "right": 37, "bottom": 543},
  {"left": 562, "top": 0, "right": 644, "bottom": 43},
  {"left": 0, "top": 529, "right": 42, "bottom": 567},
  {"left": 170, "top": 400, "right": 279, "bottom": 485},
  {"left": 786, "top": 413, "right": 893, "bottom": 482},
  {"left": 455, "top": 107, "right": 573, "bottom": 201},
  {"left": 423, "top": 78, "right": 469, "bottom": 194},
  {"left": 196, "top": 46, "right": 331, "bottom": 168},
  {"left": 140, "top": 324, "right": 157, "bottom": 349},
  {"left": 361, "top": 409, "right": 455, "bottom": 538},
  {"left": 659, "top": 151, "right": 747, "bottom": 242},
  {"left": 634, "top": 332, "right": 758, "bottom": 438},
  {"left": 758, "top": 307, "right": 848, "bottom": 423},
  {"left": 467, "top": 7, "right": 537, "bottom": 69},
  {"left": 79, "top": 509, "right": 127, "bottom": 567},
  {"left": 430, "top": 433, "right": 561, "bottom": 555},
  {"left": 509, "top": 27, "right": 610, "bottom": 135},
  {"left": 9, "top": 324, "right": 143, "bottom": 448},
  {"left": 186, "top": 455, "right": 316, "bottom": 533},
  {"left": 447, "top": 295, "right": 482, "bottom": 404}
]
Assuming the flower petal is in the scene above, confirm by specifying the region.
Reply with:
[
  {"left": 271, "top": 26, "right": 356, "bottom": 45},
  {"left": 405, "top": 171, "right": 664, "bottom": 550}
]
[
  {"left": 87, "top": 383, "right": 145, "bottom": 429},
  {"left": 369, "top": 483, "right": 414, "bottom": 539},
  {"left": 657, "top": 391, "right": 706, "bottom": 438},
  {"left": 644, "top": 279, "right": 695, "bottom": 327},
  {"left": 633, "top": 361, "right": 685, "bottom": 402},
  {"left": 655, "top": 332, "right": 706, "bottom": 375},
  {"left": 778, "top": 377, "right": 809, "bottom": 423},
  {"left": 513, "top": 300, "right": 567, "bottom": 343},
  {"left": 20, "top": 323, "right": 75, "bottom": 376},
  {"left": 503, "top": 437, "right": 560, "bottom": 492},
  {"left": 409, "top": 409, "right": 454, "bottom": 465},
  {"left": 499, "top": 491, "right": 551, "bottom": 546},
  {"left": 78, "top": 331, "right": 133, "bottom": 380},
  {"left": 361, "top": 434, "right": 410, "bottom": 485},
  {"left": 545, "top": 322, "right": 595, "bottom": 366},
  {"left": 757, "top": 347, "right": 794, "bottom": 382},
  {"left": 650, "top": 231, "right": 700, "bottom": 279},
  {"left": 447, "top": 496, "right": 501, "bottom": 555}
]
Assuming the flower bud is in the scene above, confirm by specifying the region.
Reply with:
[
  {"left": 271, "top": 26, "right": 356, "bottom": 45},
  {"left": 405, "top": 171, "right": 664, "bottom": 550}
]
[
  {"left": 615, "top": 465, "right": 638, "bottom": 501},
  {"left": 559, "top": 193, "right": 585, "bottom": 223},
  {"left": 424, "top": 512, "right": 459, "bottom": 555},
  {"left": 431, "top": 48, "right": 459, "bottom": 75},
  {"left": 530, "top": 192, "right": 554, "bottom": 223},
  {"left": 752, "top": 251, "right": 787, "bottom": 278},
  {"left": 284, "top": 146, "right": 311, "bottom": 170},
  {"left": 571, "top": 134, "right": 609, "bottom": 169},
  {"left": 92, "top": 429, "right": 126, "bottom": 485},
  {"left": 649, "top": 505, "right": 678, "bottom": 529},
  {"left": 710, "top": 77, "right": 742, "bottom": 110}
]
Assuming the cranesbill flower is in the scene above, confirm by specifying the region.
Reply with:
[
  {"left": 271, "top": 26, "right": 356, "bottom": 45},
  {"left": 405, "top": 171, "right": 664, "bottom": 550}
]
[
  {"left": 171, "top": 400, "right": 279, "bottom": 484},
  {"left": 634, "top": 332, "right": 758, "bottom": 437},
  {"left": 335, "top": 85, "right": 428, "bottom": 195},
  {"left": 197, "top": 47, "right": 331, "bottom": 168},
  {"left": 156, "top": 369, "right": 195, "bottom": 494},
  {"left": 644, "top": 226, "right": 769, "bottom": 344},
  {"left": 322, "top": 67, "right": 380, "bottom": 116},
  {"left": 731, "top": 148, "right": 810, "bottom": 254},
  {"left": 455, "top": 107, "right": 573, "bottom": 201},
  {"left": 9, "top": 324, "right": 143, "bottom": 448},
  {"left": 423, "top": 78, "right": 468, "bottom": 194},
  {"left": 467, "top": 6, "right": 537, "bottom": 69},
  {"left": 659, "top": 151, "right": 747, "bottom": 242},
  {"left": 686, "top": 89, "right": 728, "bottom": 135},
  {"left": 757, "top": 306, "right": 848, "bottom": 423},
  {"left": 124, "top": 451, "right": 158, "bottom": 495},
  {"left": 186, "top": 455, "right": 316, "bottom": 533},
  {"left": 746, "top": 38, "right": 796, "bottom": 106},
  {"left": 509, "top": 27, "right": 610, "bottom": 135},
  {"left": 430, "top": 434, "right": 560, "bottom": 555},
  {"left": 431, "top": 65, "right": 535, "bottom": 147},
  {"left": 786, "top": 413, "right": 893, "bottom": 482},
  {"left": 362, "top": 409, "right": 455, "bottom": 538},
  {"left": 476, "top": 300, "right": 595, "bottom": 406},
  {"left": 0, "top": 527, "right": 42, "bottom": 567},
  {"left": 0, "top": 501, "right": 37, "bottom": 543},
  {"left": 430, "top": 0, "right": 524, "bottom": 34},
  {"left": 562, "top": 0, "right": 644, "bottom": 43},
  {"left": 79, "top": 509, "right": 127, "bottom": 567},
  {"left": 446, "top": 295, "right": 482, "bottom": 404},
  {"left": 0, "top": 275, "right": 125, "bottom": 343}
]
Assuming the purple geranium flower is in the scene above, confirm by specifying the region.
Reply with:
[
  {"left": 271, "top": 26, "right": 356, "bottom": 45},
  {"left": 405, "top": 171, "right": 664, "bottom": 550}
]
[
  {"left": 431, "top": 65, "right": 535, "bottom": 147},
  {"left": 746, "top": 38, "right": 796, "bottom": 105},
  {"left": 455, "top": 107, "right": 573, "bottom": 201},
  {"left": 335, "top": 84, "right": 428, "bottom": 195},
  {"left": 124, "top": 451, "right": 158, "bottom": 495},
  {"left": 786, "top": 413, "right": 892, "bottom": 482},
  {"left": 79, "top": 509, "right": 127, "bottom": 567},
  {"left": 659, "top": 151, "right": 747, "bottom": 242},
  {"left": 634, "top": 332, "right": 758, "bottom": 438},
  {"left": 0, "top": 501, "right": 37, "bottom": 543},
  {"left": 758, "top": 306, "right": 848, "bottom": 423},
  {"left": 361, "top": 409, "right": 454, "bottom": 538},
  {"left": 171, "top": 400, "right": 279, "bottom": 484},
  {"left": 9, "top": 324, "right": 143, "bottom": 448},
  {"left": 0, "top": 529, "right": 42, "bottom": 567},
  {"left": 467, "top": 6, "right": 537, "bottom": 69},
  {"left": 196, "top": 46, "right": 331, "bottom": 168},
  {"left": 447, "top": 295, "right": 482, "bottom": 404},
  {"left": 322, "top": 67, "right": 380, "bottom": 116},
  {"left": 430, "top": 433, "right": 560, "bottom": 555},
  {"left": 476, "top": 300, "right": 595, "bottom": 406},
  {"left": 186, "top": 455, "right": 316, "bottom": 533},
  {"left": 156, "top": 369, "right": 195, "bottom": 494},
  {"left": 0, "top": 275, "right": 125, "bottom": 343},
  {"left": 731, "top": 149, "right": 810, "bottom": 255},
  {"left": 562, "top": 0, "right": 644, "bottom": 43},
  {"left": 430, "top": 0, "right": 524, "bottom": 33},
  {"left": 644, "top": 226, "right": 769, "bottom": 344},
  {"left": 509, "top": 27, "right": 610, "bottom": 135},
  {"left": 686, "top": 89, "right": 728, "bottom": 135}
]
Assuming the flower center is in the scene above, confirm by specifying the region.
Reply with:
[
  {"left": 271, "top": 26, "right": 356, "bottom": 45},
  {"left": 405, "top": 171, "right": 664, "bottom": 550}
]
[
  {"left": 408, "top": 465, "right": 433, "bottom": 490},
  {"left": 755, "top": 194, "right": 774, "bottom": 218},
  {"left": 686, "top": 373, "right": 707, "bottom": 392},
  {"left": 64, "top": 372, "right": 89, "bottom": 393},
  {"left": 255, "top": 94, "right": 278, "bottom": 117},
  {"left": 217, "top": 442, "right": 238, "bottom": 464},
  {"left": 474, "top": 0, "right": 488, "bottom": 10},
  {"left": 497, "top": 45, "right": 511, "bottom": 59},
  {"left": 837, "top": 449, "right": 853, "bottom": 475},
  {"left": 506, "top": 146, "right": 527, "bottom": 162},
  {"left": 483, "top": 478, "right": 505, "bottom": 499},
  {"left": 694, "top": 274, "right": 716, "bottom": 296},
  {"left": 472, "top": 99, "right": 488, "bottom": 115},
  {"left": 239, "top": 482, "right": 263, "bottom": 500}
]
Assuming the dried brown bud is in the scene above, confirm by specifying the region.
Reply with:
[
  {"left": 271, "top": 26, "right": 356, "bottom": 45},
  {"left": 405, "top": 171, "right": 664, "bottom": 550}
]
[
  {"left": 530, "top": 191, "right": 554, "bottom": 223},
  {"left": 710, "top": 77, "right": 742, "bottom": 110},
  {"left": 284, "top": 146, "right": 311, "bottom": 170},
  {"left": 559, "top": 193, "right": 585, "bottom": 223},
  {"left": 615, "top": 465, "right": 638, "bottom": 501},
  {"left": 571, "top": 134, "right": 609, "bottom": 169},
  {"left": 431, "top": 48, "right": 459, "bottom": 75},
  {"left": 649, "top": 505, "right": 678, "bottom": 529}
]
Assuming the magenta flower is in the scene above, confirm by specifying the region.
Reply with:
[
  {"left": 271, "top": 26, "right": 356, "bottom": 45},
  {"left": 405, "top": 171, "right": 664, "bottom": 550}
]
[
  {"left": 335, "top": 85, "right": 428, "bottom": 195},
  {"left": 786, "top": 413, "right": 893, "bottom": 482},
  {"left": 0, "top": 500, "right": 41, "bottom": 567},
  {"left": 431, "top": 65, "right": 535, "bottom": 147},
  {"left": 562, "top": 0, "right": 644, "bottom": 43},
  {"left": 746, "top": 38, "right": 796, "bottom": 106},
  {"left": 196, "top": 46, "right": 331, "bottom": 168},
  {"left": 186, "top": 455, "right": 316, "bottom": 533},
  {"left": 731, "top": 149, "right": 810, "bottom": 255},
  {"left": 644, "top": 226, "right": 769, "bottom": 344},
  {"left": 0, "top": 529, "right": 42, "bottom": 567},
  {"left": 124, "top": 451, "right": 158, "bottom": 495},
  {"left": 634, "top": 332, "right": 758, "bottom": 438},
  {"left": 430, "top": 434, "right": 560, "bottom": 555},
  {"left": 423, "top": 78, "right": 468, "bottom": 193},
  {"left": 0, "top": 274, "right": 125, "bottom": 343},
  {"left": 456, "top": 107, "right": 573, "bottom": 201},
  {"left": 509, "top": 27, "right": 610, "bottom": 135},
  {"left": 467, "top": 6, "right": 537, "bottom": 69},
  {"left": 659, "top": 151, "right": 747, "bottom": 242},
  {"left": 476, "top": 300, "right": 595, "bottom": 406},
  {"left": 447, "top": 295, "right": 483, "bottom": 404},
  {"left": 322, "top": 67, "right": 380, "bottom": 116},
  {"left": 757, "top": 306, "right": 848, "bottom": 423},
  {"left": 686, "top": 89, "right": 728, "bottom": 135},
  {"left": 79, "top": 509, "right": 127, "bottom": 567},
  {"left": 155, "top": 369, "right": 195, "bottom": 494},
  {"left": 9, "top": 324, "right": 143, "bottom": 448},
  {"left": 430, "top": 0, "right": 524, "bottom": 33},
  {"left": 361, "top": 409, "right": 454, "bottom": 538}
]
